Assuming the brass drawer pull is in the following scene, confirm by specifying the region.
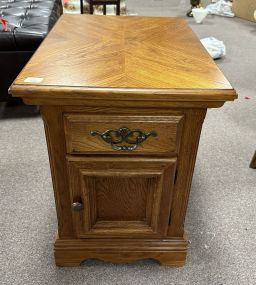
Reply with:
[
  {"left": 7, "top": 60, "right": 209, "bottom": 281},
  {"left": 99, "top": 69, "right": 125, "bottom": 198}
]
[{"left": 90, "top": 127, "right": 158, "bottom": 151}]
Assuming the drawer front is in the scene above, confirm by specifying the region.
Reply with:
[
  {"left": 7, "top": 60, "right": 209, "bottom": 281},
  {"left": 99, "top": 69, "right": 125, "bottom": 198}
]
[{"left": 64, "top": 115, "right": 184, "bottom": 155}]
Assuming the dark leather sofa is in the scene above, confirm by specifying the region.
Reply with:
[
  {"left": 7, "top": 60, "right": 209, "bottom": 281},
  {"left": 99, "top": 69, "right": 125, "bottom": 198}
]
[{"left": 0, "top": 0, "right": 63, "bottom": 102}]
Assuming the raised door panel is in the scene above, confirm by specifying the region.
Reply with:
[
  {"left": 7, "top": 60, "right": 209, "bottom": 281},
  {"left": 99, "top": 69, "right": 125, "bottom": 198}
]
[{"left": 67, "top": 157, "right": 177, "bottom": 238}]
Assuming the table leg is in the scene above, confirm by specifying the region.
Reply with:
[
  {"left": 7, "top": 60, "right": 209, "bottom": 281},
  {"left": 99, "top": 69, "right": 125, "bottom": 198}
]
[
  {"left": 250, "top": 151, "right": 256, "bottom": 169},
  {"left": 187, "top": 0, "right": 201, "bottom": 17},
  {"left": 116, "top": 1, "right": 120, "bottom": 15},
  {"left": 80, "top": 0, "right": 83, "bottom": 14},
  {"left": 0, "top": 102, "right": 6, "bottom": 118},
  {"left": 103, "top": 4, "right": 106, "bottom": 15},
  {"left": 89, "top": 1, "right": 93, "bottom": 14}
]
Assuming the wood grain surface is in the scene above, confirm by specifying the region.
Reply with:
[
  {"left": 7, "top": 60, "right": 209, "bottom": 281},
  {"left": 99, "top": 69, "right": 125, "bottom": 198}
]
[
  {"left": 64, "top": 114, "right": 184, "bottom": 155},
  {"left": 54, "top": 237, "right": 187, "bottom": 266},
  {"left": 93, "top": 176, "right": 150, "bottom": 220},
  {"left": 11, "top": 15, "right": 237, "bottom": 267},
  {"left": 41, "top": 106, "right": 75, "bottom": 238},
  {"left": 40, "top": 105, "right": 209, "bottom": 266},
  {"left": 67, "top": 156, "right": 176, "bottom": 238},
  {"left": 10, "top": 15, "right": 237, "bottom": 103}
]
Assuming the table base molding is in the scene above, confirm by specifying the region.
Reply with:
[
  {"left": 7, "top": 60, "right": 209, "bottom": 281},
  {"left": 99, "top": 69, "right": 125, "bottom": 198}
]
[{"left": 54, "top": 237, "right": 187, "bottom": 267}]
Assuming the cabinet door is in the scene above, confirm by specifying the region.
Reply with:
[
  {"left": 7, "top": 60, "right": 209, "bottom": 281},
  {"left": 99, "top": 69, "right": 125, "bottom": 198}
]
[{"left": 67, "top": 157, "right": 176, "bottom": 238}]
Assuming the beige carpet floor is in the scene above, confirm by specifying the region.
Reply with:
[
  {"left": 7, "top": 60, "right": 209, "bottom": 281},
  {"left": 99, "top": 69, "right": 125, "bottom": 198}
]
[{"left": 1, "top": 1, "right": 256, "bottom": 284}]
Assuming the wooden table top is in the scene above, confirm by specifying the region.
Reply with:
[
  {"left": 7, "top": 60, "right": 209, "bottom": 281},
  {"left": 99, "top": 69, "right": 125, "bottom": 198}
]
[{"left": 10, "top": 15, "right": 237, "bottom": 102}]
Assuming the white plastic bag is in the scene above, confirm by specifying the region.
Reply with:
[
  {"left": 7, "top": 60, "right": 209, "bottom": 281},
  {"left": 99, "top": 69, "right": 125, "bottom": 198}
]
[
  {"left": 200, "top": 37, "right": 226, "bottom": 59},
  {"left": 205, "top": 0, "right": 234, "bottom": 17}
]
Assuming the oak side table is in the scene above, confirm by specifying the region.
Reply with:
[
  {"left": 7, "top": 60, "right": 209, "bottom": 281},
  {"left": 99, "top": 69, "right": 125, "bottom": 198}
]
[{"left": 10, "top": 15, "right": 237, "bottom": 267}]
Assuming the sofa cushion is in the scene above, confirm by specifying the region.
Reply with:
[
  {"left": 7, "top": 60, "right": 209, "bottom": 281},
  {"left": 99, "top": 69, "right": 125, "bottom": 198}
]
[{"left": 0, "top": 0, "right": 62, "bottom": 51}]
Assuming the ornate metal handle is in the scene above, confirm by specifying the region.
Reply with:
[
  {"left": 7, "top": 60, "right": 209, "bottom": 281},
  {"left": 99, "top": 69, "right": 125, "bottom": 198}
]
[
  {"left": 90, "top": 127, "right": 157, "bottom": 151},
  {"left": 71, "top": 202, "right": 83, "bottom": 211}
]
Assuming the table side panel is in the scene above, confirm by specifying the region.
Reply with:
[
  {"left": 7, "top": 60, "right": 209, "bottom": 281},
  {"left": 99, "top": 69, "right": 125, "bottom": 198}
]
[
  {"left": 168, "top": 108, "right": 207, "bottom": 236},
  {"left": 41, "top": 106, "right": 75, "bottom": 238}
]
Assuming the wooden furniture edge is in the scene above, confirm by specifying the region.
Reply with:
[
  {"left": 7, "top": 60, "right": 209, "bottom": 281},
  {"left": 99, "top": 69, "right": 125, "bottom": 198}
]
[
  {"left": 41, "top": 106, "right": 75, "bottom": 238},
  {"left": 9, "top": 84, "right": 238, "bottom": 101},
  {"left": 54, "top": 237, "right": 188, "bottom": 267},
  {"left": 168, "top": 109, "right": 207, "bottom": 236},
  {"left": 22, "top": 98, "right": 227, "bottom": 108}
]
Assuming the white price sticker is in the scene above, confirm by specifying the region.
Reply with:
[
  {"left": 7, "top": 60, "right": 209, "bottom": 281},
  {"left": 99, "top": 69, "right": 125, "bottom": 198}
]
[{"left": 24, "top": 77, "right": 44, "bottom": 84}]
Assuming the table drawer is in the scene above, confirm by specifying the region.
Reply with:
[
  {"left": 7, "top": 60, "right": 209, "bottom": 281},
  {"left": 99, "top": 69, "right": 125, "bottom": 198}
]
[{"left": 64, "top": 114, "right": 184, "bottom": 155}]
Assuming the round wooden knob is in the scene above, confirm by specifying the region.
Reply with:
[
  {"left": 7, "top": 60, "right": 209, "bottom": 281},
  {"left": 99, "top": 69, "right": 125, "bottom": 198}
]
[{"left": 71, "top": 202, "right": 83, "bottom": 211}]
